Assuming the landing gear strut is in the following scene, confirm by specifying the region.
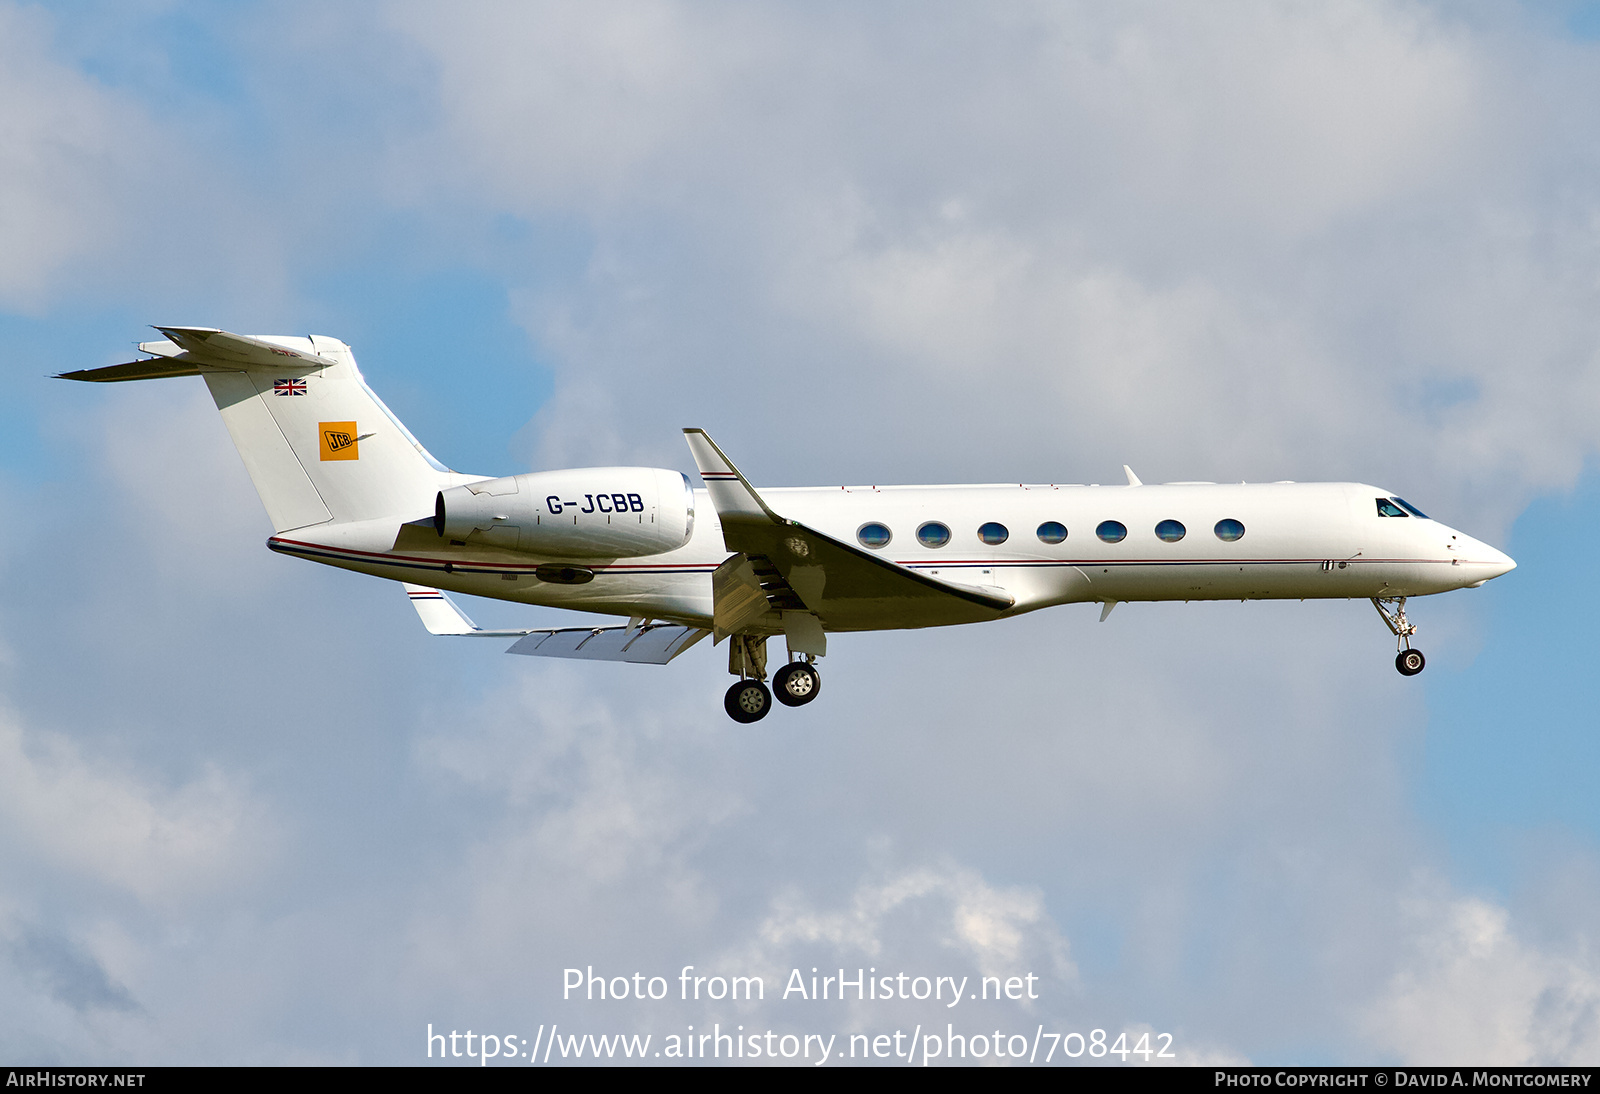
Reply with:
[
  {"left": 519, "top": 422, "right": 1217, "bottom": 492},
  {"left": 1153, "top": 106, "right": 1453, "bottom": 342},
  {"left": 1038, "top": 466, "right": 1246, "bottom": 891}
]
[
  {"left": 1373, "top": 597, "right": 1425, "bottom": 676},
  {"left": 723, "top": 635, "right": 824, "bottom": 721},
  {"left": 725, "top": 634, "right": 772, "bottom": 722}
]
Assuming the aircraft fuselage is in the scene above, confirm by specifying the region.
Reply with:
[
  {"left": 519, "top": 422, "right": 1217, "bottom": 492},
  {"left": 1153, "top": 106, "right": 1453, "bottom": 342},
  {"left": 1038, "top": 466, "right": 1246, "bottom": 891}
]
[{"left": 267, "top": 479, "right": 1514, "bottom": 631}]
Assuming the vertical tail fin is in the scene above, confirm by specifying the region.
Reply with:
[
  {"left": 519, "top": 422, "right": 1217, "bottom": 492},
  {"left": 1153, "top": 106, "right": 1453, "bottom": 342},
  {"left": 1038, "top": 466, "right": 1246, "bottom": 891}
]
[{"left": 62, "top": 327, "right": 459, "bottom": 532}]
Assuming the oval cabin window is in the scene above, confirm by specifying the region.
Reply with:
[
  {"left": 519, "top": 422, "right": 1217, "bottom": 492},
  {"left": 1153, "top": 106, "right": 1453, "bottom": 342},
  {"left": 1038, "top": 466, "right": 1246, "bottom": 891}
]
[{"left": 857, "top": 522, "right": 892, "bottom": 549}]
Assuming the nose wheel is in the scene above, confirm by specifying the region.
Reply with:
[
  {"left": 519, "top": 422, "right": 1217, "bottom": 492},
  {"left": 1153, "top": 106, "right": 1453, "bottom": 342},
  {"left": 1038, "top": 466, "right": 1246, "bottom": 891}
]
[{"left": 1373, "top": 597, "right": 1425, "bottom": 676}]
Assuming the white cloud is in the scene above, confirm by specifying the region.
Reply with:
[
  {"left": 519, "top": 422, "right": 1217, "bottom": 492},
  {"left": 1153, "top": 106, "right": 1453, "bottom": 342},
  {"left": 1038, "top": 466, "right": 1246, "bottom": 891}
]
[
  {"left": 1364, "top": 894, "right": 1600, "bottom": 1064},
  {"left": 66, "top": 382, "right": 277, "bottom": 592},
  {"left": 740, "top": 864, "right": 1075, "bottom": 1003},
  {"left": 0, "top": 5, "right": 156, "bottom": 309},
  {"left": 382, "top": 0, "right": 1600, "bottom": 536},
  {"left": 0, "top": 710, "right": 269, "bottom": 904}
]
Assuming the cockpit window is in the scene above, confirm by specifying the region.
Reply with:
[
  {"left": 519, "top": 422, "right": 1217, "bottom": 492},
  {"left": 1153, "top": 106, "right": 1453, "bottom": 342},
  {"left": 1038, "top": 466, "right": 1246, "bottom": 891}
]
[
  {"left": 1376, "top": 499, "right": 1408, "bottom": 518},
  {"left": 1391, "top": 497, "right": 1429, "bottom": 519}
]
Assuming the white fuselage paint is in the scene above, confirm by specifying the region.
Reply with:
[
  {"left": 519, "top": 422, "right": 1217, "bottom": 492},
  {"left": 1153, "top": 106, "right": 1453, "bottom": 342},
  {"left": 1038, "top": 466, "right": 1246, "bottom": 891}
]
[{"left": 267, "top": 480, "right": 1515, "bottom": 632}]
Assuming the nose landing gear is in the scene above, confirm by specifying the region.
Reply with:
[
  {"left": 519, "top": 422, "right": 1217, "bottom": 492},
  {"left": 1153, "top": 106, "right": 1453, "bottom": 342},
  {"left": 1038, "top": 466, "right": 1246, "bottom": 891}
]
[{"left": 1373, "top": 597, "right": 1425, "bottom": 676}]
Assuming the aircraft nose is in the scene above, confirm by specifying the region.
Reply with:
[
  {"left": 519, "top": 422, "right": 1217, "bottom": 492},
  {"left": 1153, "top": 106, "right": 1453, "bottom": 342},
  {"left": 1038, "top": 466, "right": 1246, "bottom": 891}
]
[
  {"left": 1484, "top": 545, "right": 1516, "bottom": 579},
  {"left": 1460, "top": 537, "right": 1515, "bottom": 582}
]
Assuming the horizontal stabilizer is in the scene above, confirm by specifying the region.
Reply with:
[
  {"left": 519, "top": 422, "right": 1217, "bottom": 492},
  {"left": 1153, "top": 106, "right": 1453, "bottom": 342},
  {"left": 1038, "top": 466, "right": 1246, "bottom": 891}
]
[
  {"left": 149, "top": 326, "right": 339, "bottom": 370},
  {"left": 56, "top": 358, "right": 210, "bottom": 383},
  {"left": 60, "top": 326, "right": 342, "bottom": 384},
  {"left": 507, "top": 623, "right": 709, "bottom": 664}
]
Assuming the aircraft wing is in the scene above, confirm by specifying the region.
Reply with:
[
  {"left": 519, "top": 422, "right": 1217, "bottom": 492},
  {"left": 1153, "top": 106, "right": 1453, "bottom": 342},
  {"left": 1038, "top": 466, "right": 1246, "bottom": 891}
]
[
  {"left": 683, "top": 429, "right": 1013, "bottom": 635},
  {"left": 403, "top": 583, "right": 707, "bottom": 664},
  {"left": 506, "top": 624, "right": 709, "bottom": 664}
]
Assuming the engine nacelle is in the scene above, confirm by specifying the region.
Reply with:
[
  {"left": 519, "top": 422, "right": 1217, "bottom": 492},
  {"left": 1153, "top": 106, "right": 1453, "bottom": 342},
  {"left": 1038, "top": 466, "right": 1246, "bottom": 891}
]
[{"left": 434, "top": 467, "right": 695, "bottom": 559}]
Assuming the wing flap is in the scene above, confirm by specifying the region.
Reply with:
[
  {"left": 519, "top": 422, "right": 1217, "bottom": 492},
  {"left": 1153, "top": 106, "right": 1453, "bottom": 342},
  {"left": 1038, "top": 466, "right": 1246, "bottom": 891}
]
[
  {"left": 507, "top": 623, "right": 709, "bottom": 664},
  {"left": 402, "top": 583, "right": 706, "bottom": 659}
]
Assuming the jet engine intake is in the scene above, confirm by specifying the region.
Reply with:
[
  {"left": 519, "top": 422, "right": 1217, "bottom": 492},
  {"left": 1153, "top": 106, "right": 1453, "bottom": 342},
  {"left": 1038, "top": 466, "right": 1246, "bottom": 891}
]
[{"left": 434, "top": 467, "right": 695, "bottom": 558}]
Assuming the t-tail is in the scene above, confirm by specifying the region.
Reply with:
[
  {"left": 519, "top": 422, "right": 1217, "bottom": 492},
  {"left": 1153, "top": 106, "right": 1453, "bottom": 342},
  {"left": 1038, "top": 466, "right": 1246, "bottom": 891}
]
[{"left": 59, "top": 326, "right": 464, "bottom": 531}]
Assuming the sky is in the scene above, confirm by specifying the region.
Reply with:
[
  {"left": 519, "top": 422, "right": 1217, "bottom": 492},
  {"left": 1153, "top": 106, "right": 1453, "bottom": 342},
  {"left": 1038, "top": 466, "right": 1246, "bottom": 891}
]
[{"left": 2, "top": 0, "right": 1599, "bottom": 1067}]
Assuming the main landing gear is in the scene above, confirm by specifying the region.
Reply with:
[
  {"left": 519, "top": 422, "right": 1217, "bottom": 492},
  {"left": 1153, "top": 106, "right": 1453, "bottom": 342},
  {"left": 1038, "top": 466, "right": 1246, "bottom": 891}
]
[
  {"left": 725, "top": 678, "right": 773, "bottom": 723},
  {"left": 723, "top": 634, "right": 822, "bottom": 722},
  {"left": 1373, "top": 597, "right": 1425, "bottom": 676},
  {"left": 773, "top": 661, "right": 822, "bottom": 706}
]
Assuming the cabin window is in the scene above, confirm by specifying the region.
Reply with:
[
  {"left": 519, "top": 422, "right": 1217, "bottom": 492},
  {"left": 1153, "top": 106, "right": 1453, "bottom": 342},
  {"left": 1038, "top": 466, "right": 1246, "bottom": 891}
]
[
  {"left": 1036, "top": 521, "right": 1068, "bottom": 544},
  {"left": 1392, "top": 497, "right": 1430, "bottom": 519},
  {"left": 857, "top": 522, "right": 892, "bottom": 549},
  {"left": 1155, "top": 519, "right": 1186, "bottom": 543},
  {"left": 917, "top": 522, "right": 951, "bottom": 548},
  {"left": 1376, "top": 499, "right": 1408, "bottom": 518},
  {"left": 1214, "top": 518, "right": 1245, "bottom": 541},
  {"left": 1096, "top": 520, "right": 1127, "bottom": 543},
  {"left": 978, "top": 522, "right": 1009, "bottom": 545}
]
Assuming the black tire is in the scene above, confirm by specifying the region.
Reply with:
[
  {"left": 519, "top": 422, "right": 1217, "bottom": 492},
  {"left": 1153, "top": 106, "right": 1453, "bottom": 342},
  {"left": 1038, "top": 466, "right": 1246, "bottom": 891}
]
[
  {"left": 725, "top": 679, "right": 772, "bottom": 722},
  {"left": 1396, "top": 649, "right": 1426, "bottom": 676},
  {"left": 773, "top": 662, "right": 822, "bottom": 707}
]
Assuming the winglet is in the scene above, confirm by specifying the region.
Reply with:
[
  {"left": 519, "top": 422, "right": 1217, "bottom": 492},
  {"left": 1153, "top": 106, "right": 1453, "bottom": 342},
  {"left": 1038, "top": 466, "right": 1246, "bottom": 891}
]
[
  {"left": 404, "top": 583, "right": 532, "bottom": 637},
  {"left": 1123, "top": 465, "right": 1143, "bottom": 487},
  {"left": 683, "top": 429, "right": 782, "bottom": 526},
  {"left": 405, "top": 583, "right": 479, "bottom": 634}
]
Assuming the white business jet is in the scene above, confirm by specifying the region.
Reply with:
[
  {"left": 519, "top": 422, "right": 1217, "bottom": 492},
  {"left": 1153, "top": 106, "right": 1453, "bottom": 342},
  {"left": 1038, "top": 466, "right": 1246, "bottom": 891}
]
[{"left": 64, "top": 328, "right": 1517, "bottom": 722}]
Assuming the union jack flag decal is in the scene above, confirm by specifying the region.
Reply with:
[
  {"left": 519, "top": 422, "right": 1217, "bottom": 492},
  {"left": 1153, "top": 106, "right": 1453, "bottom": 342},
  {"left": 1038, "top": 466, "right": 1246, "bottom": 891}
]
[{"left": 274, "top": 378, "right": 307, "bottom": 396}]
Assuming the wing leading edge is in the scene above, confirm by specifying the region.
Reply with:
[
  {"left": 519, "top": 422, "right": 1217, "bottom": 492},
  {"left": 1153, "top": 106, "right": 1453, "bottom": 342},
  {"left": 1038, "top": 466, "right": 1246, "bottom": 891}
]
[{"left": 683, "top": 429, "right": 1013, "bottom": 634}]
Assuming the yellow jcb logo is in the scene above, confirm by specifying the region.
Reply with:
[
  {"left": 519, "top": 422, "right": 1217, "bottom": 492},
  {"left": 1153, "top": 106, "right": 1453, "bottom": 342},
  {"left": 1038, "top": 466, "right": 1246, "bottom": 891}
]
[{"left": 320, "top": 421, "right": 359, "bottom": 461}]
